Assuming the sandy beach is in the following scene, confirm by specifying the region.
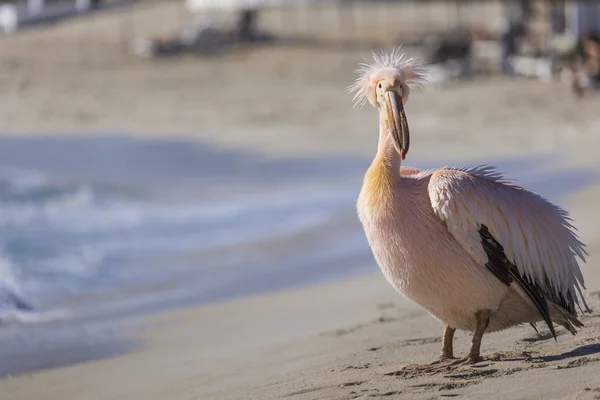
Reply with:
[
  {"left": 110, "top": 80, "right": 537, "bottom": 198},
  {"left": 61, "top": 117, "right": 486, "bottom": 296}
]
[{"left": 2, "top": 2, "right": 600, "bottom": 399}]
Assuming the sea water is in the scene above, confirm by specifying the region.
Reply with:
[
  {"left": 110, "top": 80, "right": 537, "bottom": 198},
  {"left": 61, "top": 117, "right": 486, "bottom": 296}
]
[{"left": 0, "top": 136, "right": 593, "bottom": 328}]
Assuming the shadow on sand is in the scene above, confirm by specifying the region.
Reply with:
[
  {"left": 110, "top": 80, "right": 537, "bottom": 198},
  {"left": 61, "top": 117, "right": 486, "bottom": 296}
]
[{"left": 543, "top": 343, "right": 600, "bottom": 362}]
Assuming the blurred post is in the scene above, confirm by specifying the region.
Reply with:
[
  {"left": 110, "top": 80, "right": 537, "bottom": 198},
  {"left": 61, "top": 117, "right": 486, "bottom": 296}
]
[
  {"left": 284, "top": 2, "right": 299, "bottom": 43},
  {"left": 120, "top": 0, "right": 135, "bottom": 58},
  {"left": 338, "top": 0, "right": 356, "bottom": 48},
  {"left": 298, "top": 0, "right": 310, "bottom": 42},
  {"left": 236, "top": 8, "right": 258, "bottom": 42},
  {"left": 378, "top": 0, "right": 388, "bottom": 44},
  {"left": 455, "top": 0, "right": 466, "bottom": 29},
  {"left": 336, "top": 0, "right": 343, "bottom": 47},
  {"left": 178, "top": 1, "right": 188, "bottom": 38},
  {"left": 404, "top": 0, "right": 417, "bottom": 44}
]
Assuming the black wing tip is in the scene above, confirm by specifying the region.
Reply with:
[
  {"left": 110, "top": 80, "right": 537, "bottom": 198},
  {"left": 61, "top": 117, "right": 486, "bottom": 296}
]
[
  {"left": 479, "top": 224, "right": 512, "bottom": 287},
  {"left": 479, "top": 224, "right": 558, "bottom": 339}
]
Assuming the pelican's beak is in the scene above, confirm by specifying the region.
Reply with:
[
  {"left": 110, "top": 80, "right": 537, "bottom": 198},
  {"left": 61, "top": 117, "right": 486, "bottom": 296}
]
[{"left": 385, "top": 90, "right": 409, "bottom": 160}]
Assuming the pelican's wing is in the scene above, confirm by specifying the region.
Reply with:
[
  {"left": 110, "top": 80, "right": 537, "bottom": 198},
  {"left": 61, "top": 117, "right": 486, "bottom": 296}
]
[{"left": 428, "top": 166, "right": 588, "bottom": 335}]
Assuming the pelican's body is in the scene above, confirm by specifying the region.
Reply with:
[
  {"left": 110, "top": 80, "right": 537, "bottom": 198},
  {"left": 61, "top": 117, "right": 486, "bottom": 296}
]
[
  {"left": 349, "top": 49, "right": 589, "bottom": 366},
  {"left": 358, "top": 166, "right": 503, "bottom": 333},
  {"left": 359, "top": 164, "right": 572, "bottom": 333}
]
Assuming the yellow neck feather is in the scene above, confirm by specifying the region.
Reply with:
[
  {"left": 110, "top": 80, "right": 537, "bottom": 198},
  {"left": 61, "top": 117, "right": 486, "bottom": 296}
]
[
  {"left": 358, "top": 155, "right": 397, "bottom": 216},
  {"left": 357, "top": 120, "right": 402, "bottom": 218}
]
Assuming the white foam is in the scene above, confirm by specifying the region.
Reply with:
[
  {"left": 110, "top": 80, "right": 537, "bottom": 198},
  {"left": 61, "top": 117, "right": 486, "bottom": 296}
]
[{"left": 0, "top": 308, "right": 70, "bottom": 326}]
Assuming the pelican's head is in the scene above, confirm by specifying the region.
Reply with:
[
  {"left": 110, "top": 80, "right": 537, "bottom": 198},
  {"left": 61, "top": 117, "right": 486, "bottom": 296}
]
[{"left": 347, "top": 48, "right": 426, "bottom": 160}]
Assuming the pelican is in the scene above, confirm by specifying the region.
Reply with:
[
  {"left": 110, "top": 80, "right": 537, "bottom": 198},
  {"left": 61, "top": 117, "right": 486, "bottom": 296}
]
[{"left": 349, "top": 48, "right": 589, "bottom": 369}]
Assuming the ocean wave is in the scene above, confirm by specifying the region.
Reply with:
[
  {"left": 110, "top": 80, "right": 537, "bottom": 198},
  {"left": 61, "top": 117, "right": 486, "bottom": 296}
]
[
  {"left": 0, "top": 256, "right": 30, "bottom": 308},
  {"left": 0, "top": 255, "right": 46, "bottom": 326},
  {"left": 0, "top": 308, "right": 71, "bottom": 326},
  {"left": 0, "top": 168, "right": 128, "bottom": 230},
  {"left": 0, "top": 168, "right": 357, "bottom": 324}
]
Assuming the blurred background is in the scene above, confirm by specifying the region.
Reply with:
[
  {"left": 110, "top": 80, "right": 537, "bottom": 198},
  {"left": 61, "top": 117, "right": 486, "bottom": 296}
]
[{"left": 0, "top": 0, "right": 600, "bottom": 377}]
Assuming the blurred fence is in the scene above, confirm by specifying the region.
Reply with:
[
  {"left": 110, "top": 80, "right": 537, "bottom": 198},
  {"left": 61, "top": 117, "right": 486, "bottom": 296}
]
[
  {"left": 1, "top": 0, "right": 600, "bottom": 67},
  {"left": 147, "top": 0, "right": 600, "bottom": 46},
  {"left": 181, "top": 1, "right": 504, "bottom": 47}
]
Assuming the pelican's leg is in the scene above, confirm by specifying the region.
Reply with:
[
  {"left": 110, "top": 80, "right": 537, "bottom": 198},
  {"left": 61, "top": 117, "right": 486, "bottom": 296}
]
[
  {"left": 401, "top": 312, "right": 490, "bottom": 373},
  {"left": 441, "top": 325, "right": 456, "bottom": 360},
  {"left": 466, "top": 309, "right": 491, "bottom": 364},
  {"left": 401, "top": 325, "right": 456, "bottom": 372}
]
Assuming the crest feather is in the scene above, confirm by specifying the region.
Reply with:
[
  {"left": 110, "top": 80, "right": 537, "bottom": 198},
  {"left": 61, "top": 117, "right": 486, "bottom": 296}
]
[{"left": 347, "top": 47, "right": 427, "bottom": 108}]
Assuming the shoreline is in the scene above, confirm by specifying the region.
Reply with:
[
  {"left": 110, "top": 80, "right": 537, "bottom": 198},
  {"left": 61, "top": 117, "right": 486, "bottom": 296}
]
[
  {"left": 0, "top": 153, "right": 598, "bottom": 399},
  {"left": 1, "top": 260, "right": 598, "bottom": 399}
]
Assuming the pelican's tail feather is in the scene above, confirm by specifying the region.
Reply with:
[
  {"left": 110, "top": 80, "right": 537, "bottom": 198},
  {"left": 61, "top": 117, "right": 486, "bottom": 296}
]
[{"left": 550, "top": 301, "right": 584, "bottom": 335}]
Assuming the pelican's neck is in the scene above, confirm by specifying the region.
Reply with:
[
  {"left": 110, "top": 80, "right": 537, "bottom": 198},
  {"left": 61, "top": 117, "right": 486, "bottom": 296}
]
[
  {"left": 374, "top": 118, "right": 401, "bottom": 177},
  {"left": 358, "top": 119, "right": 402, "bottom": 217}
]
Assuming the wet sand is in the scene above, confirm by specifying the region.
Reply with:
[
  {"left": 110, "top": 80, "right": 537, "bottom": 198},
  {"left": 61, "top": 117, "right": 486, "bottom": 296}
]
[{"left": 2, "top": 3, "right": 600, "bottom": 399}]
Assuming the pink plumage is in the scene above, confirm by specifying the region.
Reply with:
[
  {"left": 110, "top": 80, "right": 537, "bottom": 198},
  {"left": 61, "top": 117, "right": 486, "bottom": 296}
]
[{"left": 351, "top": 48, "right": 589, "bottom": 369}]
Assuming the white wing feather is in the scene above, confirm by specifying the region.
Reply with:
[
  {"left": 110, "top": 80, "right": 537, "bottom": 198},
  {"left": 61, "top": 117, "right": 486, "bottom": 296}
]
[{"left": 428, "top": 165, "right": 588, "bottom": 310}]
